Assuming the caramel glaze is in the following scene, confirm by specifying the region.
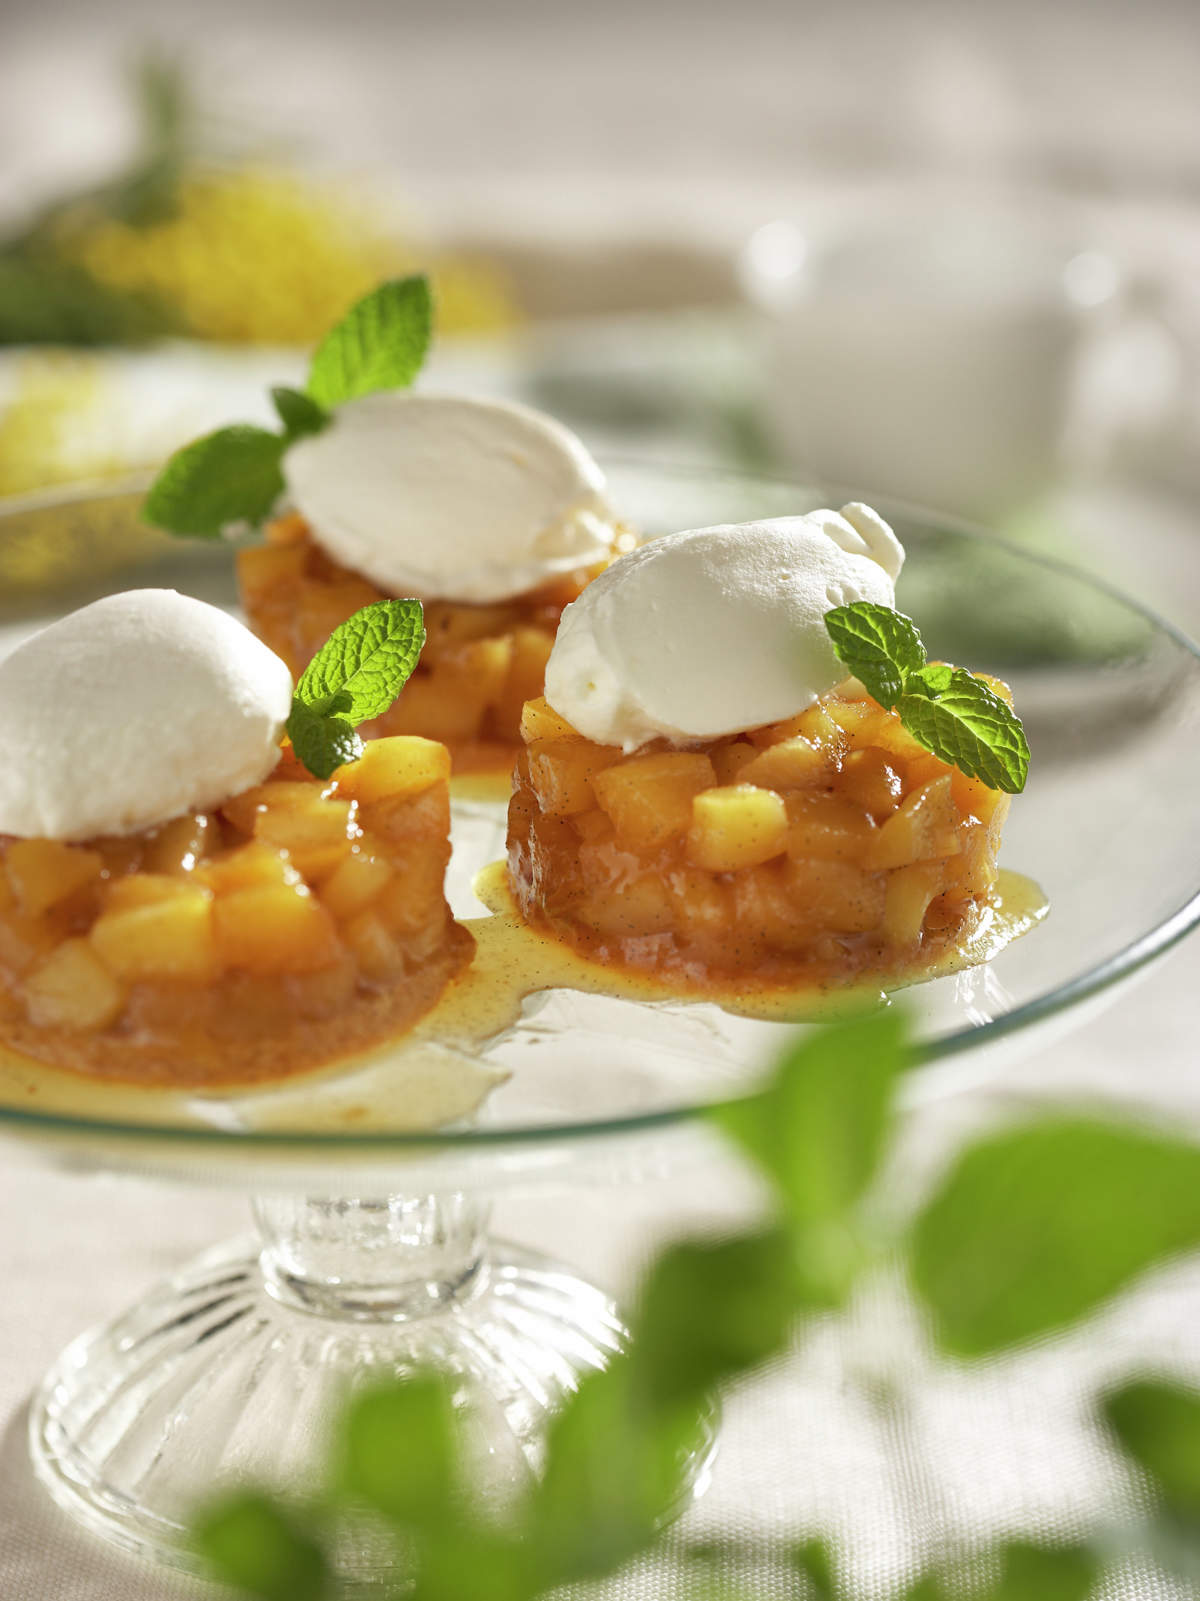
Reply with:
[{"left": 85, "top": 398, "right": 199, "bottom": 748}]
[{"left": 420, "top": 862, "right": 1048, "bottom": 1047}]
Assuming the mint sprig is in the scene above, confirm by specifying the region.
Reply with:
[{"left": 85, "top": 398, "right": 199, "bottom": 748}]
[
  {"left": 306, "top": 275, "right": 432, "bottom": 410},
  {"left": 825, "top": 600, "right": 1030, "bottom": 794},
  {"left": 142, "top": 425, "right": 288, "bottom": 539},
  {"left": 287, "top": 598, "right": 426, "bottom": 780},
  {"left": 143, "top": 275, "right": 432, "bottom": 539},
  {"left": 271, "top": 385, "right": 329, "bottom": 440}
]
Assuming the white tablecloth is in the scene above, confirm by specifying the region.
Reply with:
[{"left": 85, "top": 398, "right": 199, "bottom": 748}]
[{"left": 3, "top": 941, "right": 1200, "bottom": 1601}]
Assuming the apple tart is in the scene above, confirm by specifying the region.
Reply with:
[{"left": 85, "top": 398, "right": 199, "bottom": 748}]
[
  {"left": 507, "top": 680, "right": 1013, "bottom": 985},
  {"left": 0, "top": 737, "right": 471, "bottom": 1085}
]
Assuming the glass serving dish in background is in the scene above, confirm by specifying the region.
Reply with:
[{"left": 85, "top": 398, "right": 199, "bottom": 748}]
[{"left": 2, "top": 464, "right": 1199, "bottom": 1579}]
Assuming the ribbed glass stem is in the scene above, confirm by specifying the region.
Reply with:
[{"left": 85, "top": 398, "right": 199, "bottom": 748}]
[{"left": 253, "top": 1193, "right": 490, "bottom": 1321}]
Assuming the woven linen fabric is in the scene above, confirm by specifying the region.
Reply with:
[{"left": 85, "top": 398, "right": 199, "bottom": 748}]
[{"left": 1, "top": 943, "right": 1198, "bottom": 1600}]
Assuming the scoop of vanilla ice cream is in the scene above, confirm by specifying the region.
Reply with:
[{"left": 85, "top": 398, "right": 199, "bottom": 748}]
[
  {"left": 0, "top": 590, "right": 293, "bottom": 841},
  {"left": 283, "top": 391, "right": 619, "bottom": 604},
  {"left": 544, "top": 505, "right": 904, "bottom": 751}
]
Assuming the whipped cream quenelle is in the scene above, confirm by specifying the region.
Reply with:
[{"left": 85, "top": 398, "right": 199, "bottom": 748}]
[
  {"left": 0, "top": 590, "right": 293, "bottom": 841},
  {"left": 544, "top": 504, "right": 904, "bottom": 751},
  {"left": 283, "top": 392, "right": 619, "bottom": 605}
]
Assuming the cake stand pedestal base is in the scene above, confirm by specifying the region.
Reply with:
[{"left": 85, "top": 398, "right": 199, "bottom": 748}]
[{"left": 29, "top": 1192, "right": 710, "bottom": 1580}]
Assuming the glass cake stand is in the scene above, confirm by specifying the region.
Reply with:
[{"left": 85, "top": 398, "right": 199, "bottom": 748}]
[{"left": 2, "top": 465, "right": 1200, "bottom": 1579}]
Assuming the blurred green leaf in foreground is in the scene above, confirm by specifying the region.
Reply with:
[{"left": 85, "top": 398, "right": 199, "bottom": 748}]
[{"left": 192, "top": 1009, "right": 1200, "bottom": 1599}]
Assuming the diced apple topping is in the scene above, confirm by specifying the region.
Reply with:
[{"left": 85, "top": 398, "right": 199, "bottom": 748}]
[
  {"left": 687, "top": 786, "right": 789, "bottom": 872},
  {"left": 25, "top": 940, "right": 125, "bottom": 1031},
  {"left": 239, "top": 520, "right": 601, "bottom": 768},
  {"left": 594, "top": 752, "right": 716, "bottom": 849},
  {"left": 508, "top": 673, "right": 1014, "bottom": 979},
  {"left": 92, "top": 884, "right": 217, "bottom": 983},
  {"left": 335, "top": 735, "right": 450, "bottom": 805},
  {"left": 525, "top": 740, "right": 619, "bottom": 817},
  {"left": 0, "top": 733, "right": 462, "bottom": 1064},
  {"left": 5, "top": 839, "right": 102, "bottom": 917}
]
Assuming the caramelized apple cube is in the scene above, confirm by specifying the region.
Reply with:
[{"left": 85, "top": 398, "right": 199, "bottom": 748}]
[
  {"left": 105, "top": 873, "right": 198, "bottom": 911},
  {"left": 390, "top": 664, "right": 490, "bottom": 741},
  {"left": 745, "top": 711, "right": 812, "bottom": 749},
  {"left": 503, "top": 626, "right": 554, "bottom": 705},
  {"left": 867, "top": 718, "right": 930, "bottom": 768},
  {"left": 838, "top": 749, "right": 903, "bottom": 820},
  {"left": 687, "top": 786, "right": 789, "bottom": 872},
  {"left": 740, "top": 737, "right": 829, "bottom": 792},
  {"left": 785, "top": 793, "right": 877, "bottom": 863},
  {"left": 24, "top": 939, "right": 125, "bottom": 1031},
  {"left": 374, "top": 854, "right": 447, "bottom": 936},
  {"left": 977, "top": 671, "right": 1014, "bottom": 706},
  {"left": 520, "top": 696, "right": 582, "bottom": 745},
  {"left": 779, "top": 857, "right": 887, "bottom": 934},
  {"left": 340, "top": 910, "right": 407, "bottom": 982},
  {"left": 571, "top": 809, "right": 616, "bottom": 844},
  {"left": 5, "top": 839, "right": 102, "bottom": 917},
  {"left": 673, "top": 868, "right": 733, "bottom": 948},
  {"left": 143, "top": 813, "right": 220, "bottom": 875},
  {"left": 198, "top": 842, "right": 299, "bottom": 896},
  {"left": 213, "top": 881, "right": 341, "bottom": 974},
  {"left": 593, "top": 753, "right": 716, "bottom": 849},
  {"left": 336, "top": 737, "right": 451, "bottom": 805},
  {"left": 91, "top": 886, "right": 218, "bottom": 982},
  {"left": 297, "top": 580, "right": 379, "bottom": 650},
  {"left": 711, "top": 741, "right": 759, "bottom": 784},
  {"left": 904, "top": 752, "right": 955, "bottom": 791},
  {"left": 425, "top": 598, "right": 518, "bottom": 648},
  {"left": 221, "top": 784, "right": 279, "bottom": 836},
  {"left": 254, "top": 796, "right": 355, "bottom": 880},
  {"left": 868, "top": 777, "right": 961, "bottom": 870},
  {"left": 834, "top": 675, "right": 874, "bottom": 701},
  {"left": 0, "top": 911, "right": 55, "bottom": 975},
  {"left": 236, "top": 541, "right": 308, "bottom": 602},
  {"left": 793, "top": 704, "right": 847, "bottom": 753},
  {"left": 459, "top": 636, "right": 516, "bottom": 703},
  {"left": 366, "top": 784, "right": 450, "bottom": 849},
  {"left": 944, "top": 822, "right": 1000, "bottom": 898},
  {"left": 950, "top": 766, "right": 1007, "bottom": 825},
  {"left": 319, "top": 845, "right": 394, "bottom": 920},
  {"left": 881, "top": 862, "right": 946, "bottom": 946},
  {"left": 576, "top": 875, "right": 676, "bottom": 938},
  {"left": 526, "top": 739, "right": 620, "bottom": 817},
  {"left": 825, "top": 700, "right": 885, "bottom": 740}
]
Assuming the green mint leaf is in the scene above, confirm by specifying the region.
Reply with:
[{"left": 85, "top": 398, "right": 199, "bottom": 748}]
[
  {"left": 983, "top": 1541, "right": 1097, "bottom": 1601},
  {"left": 910, "top": 1120, "right": 1200, "bottom": 1356},
  {"left": 824, "top": 601, "right": 926, "bottom": 709},
  {"left": 711, "top": 1009, "right": 910, "bottom": 1232},
  {"left": 337, "top": 1376, "right": 457, "bottom": 1528},
  {"left": 791, "top": 1537, "right": 837, "bottom": 1598},
  {"left": 295, "top": 598, "right": 426, "bottom": 726},
  {"left": 630, "top": 1227, "right": 804, "bottom": 1413},
  {"left": 824, "top": 602, "right": 1030, "bottom": 794},
  {"left": 286, "top": 698, "right": 362, "bottom": 782},
  {"left": 897, "top": 668, "right": 1029, "bottom": 794},
  {"left": 418, "top": 1526, "right": 534, "bottom": 1601},
  {"left": 902, "top": 1580, "right": 949, "bottom": 1601},
  {"left": 907, "top": 661, "right": 954, "bottom": 697},
  {"left": 271, "top": 385, "right": 329, "bottom": 440},
  {"left": 287, "top": 600, "right": 424, "bottom": 779},
  {"left": 192, "top": 1493, "right": 330, "bottom": 1601},
  {"left": 530, "top": 1358, "right": 709, "bottom": 1586},
  {"left": 1103, "top": 1379, "right": 1200, "bottom": 1518},
  {"left": 142, "top": 424, "right": 286, "bottom": 538},
  {"left": 306, "top": 274, "right": 432, "bottom": 409}
]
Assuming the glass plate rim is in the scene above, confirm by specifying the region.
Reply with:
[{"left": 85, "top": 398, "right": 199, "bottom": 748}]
[{"left": 1, "top": 465, "right": 1199, "bottom": 1154}]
